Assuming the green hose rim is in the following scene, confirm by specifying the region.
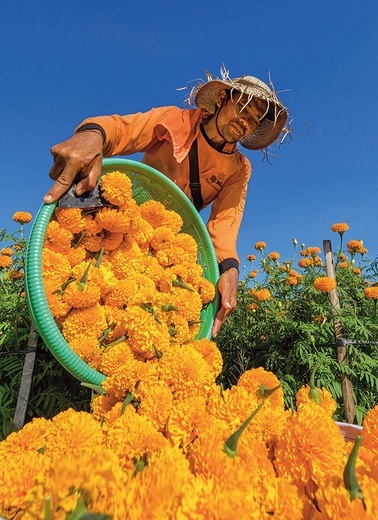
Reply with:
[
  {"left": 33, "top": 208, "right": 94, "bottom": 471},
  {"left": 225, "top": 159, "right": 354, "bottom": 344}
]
[{"left": 25, "top": 158, "right": 220, "bottom": 384}]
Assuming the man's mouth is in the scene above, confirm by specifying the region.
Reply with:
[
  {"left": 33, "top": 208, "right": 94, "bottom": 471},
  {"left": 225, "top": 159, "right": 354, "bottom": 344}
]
[{"left": 230, "top": 122, "right": 245, "bottom": 137}]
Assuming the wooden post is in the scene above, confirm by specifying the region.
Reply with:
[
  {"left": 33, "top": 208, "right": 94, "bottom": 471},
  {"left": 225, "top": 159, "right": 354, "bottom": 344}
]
[
  {"left": 323, "top": 240, "right": 356, "bottom": 423},
  {"left": 13, "top": 323, "right": 38, "bottom": 431}
]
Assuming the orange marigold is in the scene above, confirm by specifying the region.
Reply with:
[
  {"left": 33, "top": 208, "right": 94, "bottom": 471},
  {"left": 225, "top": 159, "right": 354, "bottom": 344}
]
[
  {"left": 347, "top": 239, "right": 364, "bottom": 254},
  {"left": 254, "top": 241, "right": 267, "bottom": 251},
  {"left": 0, "top": 255, "right": 12, "bottom": 269},
  {"left": 331, "top": 222, "right": 349, "bottom": 234},
  {"left": 253, "top": 288, "right": 272, "bottom": 302},
  {"left": 1, "top": 248, "right": 14, "bottom": 256},
  {"left": 247, "top": 254, "right": 256, "bottom": 262},
  {"left": 313, "top": 276, "right": 336, "bottom": 293},
  {"left": 363, "top": 286, "right": 378, "bottom": 300},
  {"left": 307, "top": 246, "right": 321, "bottom": 256},
  {"left": 100, "top": 170, "right": 133, "bottom": 206},
  {"left": 248, "top": 270, "right": 258, "bottom": 278},
  {"left": 268, "top": 251, "right": 280, "bottom": 261},
  {"left": 12, "top": 211, "right": 32, "bottom": 224},
  {"left": 298, "top": 258, "right": 311, "bottom": 268}
]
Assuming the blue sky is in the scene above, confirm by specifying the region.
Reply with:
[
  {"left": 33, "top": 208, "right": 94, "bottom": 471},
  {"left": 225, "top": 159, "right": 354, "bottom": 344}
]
[{"left": 1, "top": 1, "right": 377, "bottom": 275}]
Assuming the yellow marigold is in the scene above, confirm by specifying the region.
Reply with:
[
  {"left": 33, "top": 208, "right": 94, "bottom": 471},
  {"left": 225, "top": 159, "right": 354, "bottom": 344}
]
[
  {"left": 62, "top": 303, "right": 107, "bottom": 343},
  {"left": 0, "top": 255, "right": 12, "bottom": 269},
  {"left": 237, "top": 366, "right": 284, "bottom": 410},
  {"left": 268, "top": 251, "right": 280, "bottom": 260},
  {"left": 100, "top": 170, "right": 133, "bottom": 206},
  {"left": 104, "top": 406, "right": 169, "bottom": 471},
  {"left": 139, "top": 200, "right": 183, "bottom": 233},
  {"left": 187, "top": 338, "right": 224, "bottom": 378},
  {"left": 247, "top": 253, "right": 256, "bottom": 261},
  {"left": 331, "top": 222, "right": 349, "bottom": 234},
  {"left": 274, "top": 404, "right": 346, "bottom": 491},
  {"left": 313, "top": 473, "right": 378, "bottom": 519},
  {"left": 191, "top": 276, "right": 215, "bottom": 304},
  {"left": 363, "top": 286, "right": 378, "bottom": 300},
  {"left": 295, "top": 384, "right": 337, "bottom": 416},
  {"left": 95, "top": 207, "right": 133, "bottom": 234},
  {"left": 69, "top": 335, "right": 102, "bottom": 370},
  {"left": 313, "top": 276, "right": 336, "bottom": 292},
  {"left": 362, "top": 404, "right": 378, "bottom": 453},
  {"left": 1, "top": 248, "right": 13, "bottom": 256},
  {"left": 45, "top": 409, "right": 104, "bottom": 457},
  {"left": 44, "top": 220, "right": 73, "bottom": 254},
  {"left": 347, "top": 239, "right": 364, "bottom": 254},
  {"left": 123, "top": 305, "right": 171, "bottom": 359},
  {"left": 134, "top": 380, "right": 173, "bottom": 432},
  {"left": 62, "top": 280, "right": 101, "bottom": 309},
  {"left": 126, "top": 445, "right": 193, "bottom": 519},
  {"left": 169, "top": 285, "right": 203, "bottom": 323},
  {"left": 158, "top": 344, "right": 214, "bottom": 401},
  {"left": 44, "top": 279, "right": 72, "bottom": 319},
  {"left": 254, "top": 241, "right": 267, "bottom": 251},
  {"left": 12, "top": 211, "right": 32, "bottom": 224},
  {"left": 42, "top": 248, "right": 71, "bottom": 284},
  {"left": 55, "top": 207, "right": 85, "bottom": 234},
  {"left": 206, "top": 384, "right": 258, "bottom": 432},
  {"left": 166, "top": 394, "right": 211, "bottom": 449},
  {"left": 253, "top": 288, "right": 272, "bottom": 302}
]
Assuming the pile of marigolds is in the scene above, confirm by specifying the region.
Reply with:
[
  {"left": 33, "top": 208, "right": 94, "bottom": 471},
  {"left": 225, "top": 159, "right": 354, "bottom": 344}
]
[{"left": 1, "top": 173, "right": 378, "bottom": 519}]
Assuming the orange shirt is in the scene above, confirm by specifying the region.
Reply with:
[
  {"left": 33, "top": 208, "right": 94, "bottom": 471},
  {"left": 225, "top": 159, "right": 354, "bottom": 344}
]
[{"left": 77, "top": 106, "right": 252, "bottom": 265}]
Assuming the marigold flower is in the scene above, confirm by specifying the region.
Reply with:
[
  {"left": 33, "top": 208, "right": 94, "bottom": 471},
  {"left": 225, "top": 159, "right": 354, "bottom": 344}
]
[
  {"left": 353, "top": 267, "right": 361, "bottom": 275},
  {"left": 139, "top": 200, "right": 183, "bottom": 233},
  {"left": 307, "top": 246, "right": 321, "bottom": 256},
  {"left": 248, "top": 302, "right": 259, "bottom": 311},
  {"left": 295, "top": 384, "right": 337, "bottom": 416},
  {"left": 248, "top": 270, "right": 258, "bottom": 278},
  {"left": 313, "top": 276, "right": 336, "bottom": 292},
  {"left": 55, "top": 207, "right": 86, "bottom": 234},
  {"left": 1, "top": 248, "right": 14, "bottom": 256},
  {"left": 253, "top": 288, "right": 272, "bottom": 302},
  {"left": 268, "top": 251, "right": 280, "bottom": 261},
  {"left": 331, "top": 222, "right": 349, "bottom": 234},
  {"left": 100, "top": 170, "right": 133, "bottom": 206},
  {"left": 347, "top": 239, "right": 364, "bottom": 254},
  {"left": 362, "top": 404, "right": 378, "bottom": 453},
  {"left": 254, "top": 241, "right": 267, "bottom": 251},
  {"left": 363, "top": 286, "right": 378, "bottom": 300},
  {"left": 44, "top": 220, "right": 73, "bottom": 254},
  {"left": 338, "top": 261, "right": 350, "bottom": 268},
  {"left": 9, "top": 269, "right": 24, "bottom": 280},
  {"left": 274, "top": 404, "right": 345, "bottom": 490},
  {"left": 298, "top": 258, "right": 311, "bottom": 268},
  {"left": 12, "top": 211, "right": 32, "bottom": 224},
  {"left": 247, "top": 254, "right": 256, "bottom": 262},
  {"left": 0, "top": 255, "right": 12, "bottom": 269}
]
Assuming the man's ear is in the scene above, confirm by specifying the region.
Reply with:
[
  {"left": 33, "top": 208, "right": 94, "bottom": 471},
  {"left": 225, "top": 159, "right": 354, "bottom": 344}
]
[{"left": 216, "top": 90, "right": 228, "bottom": 107}]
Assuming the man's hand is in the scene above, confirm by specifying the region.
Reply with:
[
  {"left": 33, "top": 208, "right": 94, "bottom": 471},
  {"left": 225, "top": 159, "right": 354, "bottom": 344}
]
[
  {"left": 211, "top": 267, "right": 239, "bottom": 338},
  {"left": 43, "top": 131, "right": 104, "bottom": 203}
]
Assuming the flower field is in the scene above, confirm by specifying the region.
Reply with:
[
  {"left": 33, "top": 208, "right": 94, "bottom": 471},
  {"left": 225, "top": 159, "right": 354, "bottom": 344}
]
[{"left": 1, "top": 177, "right": 378, "bottom": 518}]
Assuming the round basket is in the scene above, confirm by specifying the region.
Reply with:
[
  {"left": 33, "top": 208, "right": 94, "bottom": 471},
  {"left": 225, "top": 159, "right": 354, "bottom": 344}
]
[{"left": 25, "top": 158, "right": 220, "bottom": 385}]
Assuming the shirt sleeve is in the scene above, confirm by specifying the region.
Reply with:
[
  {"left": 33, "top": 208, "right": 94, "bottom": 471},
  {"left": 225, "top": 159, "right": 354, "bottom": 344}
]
[
  {"left": 75, "top": 107, "right": 179, "bottom": 157},
  {"left": 206, "top": 155, "right": 252, "bottom": 265}
]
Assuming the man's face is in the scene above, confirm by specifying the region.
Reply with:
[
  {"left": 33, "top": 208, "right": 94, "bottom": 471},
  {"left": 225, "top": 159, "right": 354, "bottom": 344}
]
[{"left": 216, "top": 91, "right": 268, "bottom": 143}]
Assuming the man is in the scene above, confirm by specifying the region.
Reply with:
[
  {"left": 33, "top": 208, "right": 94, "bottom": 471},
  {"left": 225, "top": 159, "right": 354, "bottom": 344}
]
[{"left": 44, "top": 67, "right": 288, "bottom": 338}]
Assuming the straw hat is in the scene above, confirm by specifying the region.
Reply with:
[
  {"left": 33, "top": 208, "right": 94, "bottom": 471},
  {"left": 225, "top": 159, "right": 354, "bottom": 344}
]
[{"left": 193, "top": 71, "right": 288, "bottom": 150}]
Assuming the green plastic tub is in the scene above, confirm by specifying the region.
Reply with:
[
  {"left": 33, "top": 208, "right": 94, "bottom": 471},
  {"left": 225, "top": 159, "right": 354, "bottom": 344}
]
[{"left": 25, "top": 159, "right": 220, "bottom": 384}]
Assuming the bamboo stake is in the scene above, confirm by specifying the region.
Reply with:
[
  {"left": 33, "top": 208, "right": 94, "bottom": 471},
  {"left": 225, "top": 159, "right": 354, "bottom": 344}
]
[
  {"left": 13, "top": 322, "right": 38, "bottom": 431},
  {"left": 323, "top": 240, "right": 356, "bottom": 423}
]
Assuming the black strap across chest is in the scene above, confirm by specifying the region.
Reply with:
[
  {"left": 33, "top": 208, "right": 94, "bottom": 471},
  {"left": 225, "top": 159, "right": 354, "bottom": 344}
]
[{"left": 188, "top": 138, "right": 203, "bottom": 212}]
